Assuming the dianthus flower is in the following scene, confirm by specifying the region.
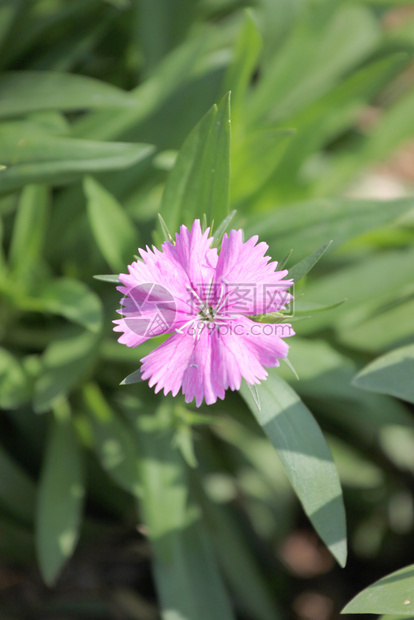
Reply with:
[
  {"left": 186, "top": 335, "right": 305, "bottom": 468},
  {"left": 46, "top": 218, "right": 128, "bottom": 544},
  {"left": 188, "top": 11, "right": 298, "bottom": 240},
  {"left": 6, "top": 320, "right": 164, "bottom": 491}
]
[{"left": 114, "top": 220, "right": 294, "bottom": 406}]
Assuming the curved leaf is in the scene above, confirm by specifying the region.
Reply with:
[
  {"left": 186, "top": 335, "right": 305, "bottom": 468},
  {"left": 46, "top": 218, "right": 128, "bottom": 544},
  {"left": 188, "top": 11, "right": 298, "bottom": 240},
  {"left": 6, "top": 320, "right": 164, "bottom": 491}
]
[
  {"left": 36, "top": 415, "right": 85, "bottom": 585},
  {"left": 0, "top": 71, "right": 136, "bottom": 118},
  {"left": 0, "top": 347, "right": 31, "bottom": 409},
  {"left": 84, "top": 383, "right": 141, "bottom": 497},
  {"left": 0, "top": 444, "right": 35, "bottom": 524},
  {"left": 160, "top": 93, "right": 231, "bottom": 235},
  {"left": 8, "top": 183, "right": 49, "bottom": 281},
  {"left": 30, "top": 278, "right": 103, "bottom": 332},
  {"left": 129, "top": 404, "right": 236, "bottom": 620},
  {"left": 0, "top": 123, "right": 154, "bottom": 195},
  {"left": 240, "top": 370, "right": 347, "bottom": 567},
  {"left": 84, "top": 176, "right": 139, "bottom": 272},
  {"left": 343, "top": 564, "right": 414, "bottom": 615},
  {"left": 246, "top": 198, "right": 414, "bottom": 263},
  {"left": 34, "top": 329, "right": 101, "bottom": 413},
  {"left": 353, "top": 344, "right": 414, "bottom": 405}
]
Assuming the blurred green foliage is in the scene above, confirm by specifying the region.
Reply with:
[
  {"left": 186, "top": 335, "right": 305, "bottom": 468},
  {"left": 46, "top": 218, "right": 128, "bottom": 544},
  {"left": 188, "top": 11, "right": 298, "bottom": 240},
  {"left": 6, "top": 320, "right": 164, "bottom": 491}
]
[{"left": 1, "top": 0, "right": 414, "bottom": 618}]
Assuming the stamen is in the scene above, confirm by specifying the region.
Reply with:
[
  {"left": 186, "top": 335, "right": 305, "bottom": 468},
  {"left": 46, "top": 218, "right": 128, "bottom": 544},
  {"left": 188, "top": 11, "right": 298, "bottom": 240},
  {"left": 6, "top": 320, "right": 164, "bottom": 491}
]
[
  {"left": 176, "top": 317, "right": 197, "bottom": 334},
  {"left": 215, "top": 287, "right": 232, "bottom": 314}
]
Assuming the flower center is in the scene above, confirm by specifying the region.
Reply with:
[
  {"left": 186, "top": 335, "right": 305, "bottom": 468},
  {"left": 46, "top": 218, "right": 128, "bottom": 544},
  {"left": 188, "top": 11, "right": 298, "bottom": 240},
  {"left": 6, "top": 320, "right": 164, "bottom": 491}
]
[{"left": 197, "top": 304, "right": 216, "bottom": 322}]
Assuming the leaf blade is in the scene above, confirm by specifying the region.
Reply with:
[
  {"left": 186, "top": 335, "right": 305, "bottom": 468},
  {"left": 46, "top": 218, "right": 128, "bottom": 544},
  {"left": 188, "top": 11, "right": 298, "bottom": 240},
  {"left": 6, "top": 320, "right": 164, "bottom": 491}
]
[
  {"left": 160, "top": 93, "right": 231, "bottom": 234},
  {"left": 288, "top": 240, "right": 332, "bottom": 283},
  {"left": 84, "top": 176, "right": 139, "bottom": 272},
  {"left": 36, "top": 415, "right": 84, "bottom": 585},
  {"left": 353, "top": 344, "right": 414, "bottom": 405},
  {"left": 240, "top": 371, "right": 347, "bottom": 567},
  {"left": 0, "top": 71, "right": 137, "bottom": 119},
  {"left": 343, "top": 564, "right": 414, "bottom": 615},
  {"left": 128, "top": 404, "right": 236, "bottom": 620}
]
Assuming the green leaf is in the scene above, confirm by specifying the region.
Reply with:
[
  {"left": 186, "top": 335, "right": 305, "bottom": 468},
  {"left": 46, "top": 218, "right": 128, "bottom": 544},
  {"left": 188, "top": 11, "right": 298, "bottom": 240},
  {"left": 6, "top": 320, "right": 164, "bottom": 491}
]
[
  {"left": 240, "top": 371, "right": 347, "bottom": 567},
  {"left": 157, "top": 212, "right": 174, "bottom": 243},
  {"left": 120, "top": 368, "right": 142, "bottom": 385},
  {"left": 248, "top": 3, "right": 379, "bottom": 123},
  {"left": 279, "top": 249, "right": 293, "bottom": 270},
  {"left": 0, "top": 71, "right": 137, "bottom": 118},
  {"left": 380, "top": 617, "right": 414, "bottom": 620},
  {"left": 338, "top": 297, "right": 414, "bottom": 353},
  {"left": 0, "top": 443, "right": 36, "bottom": 524},
  {"left": 202, "top": 497, "right": 281, "bottom": 620},
  {"left": 343, "top": 564, "right": 414, "bottom": 615},
  {"left": 8, "top": 184, "right": 49, "bottom": 281},
  {"left": 245, "top": 382, "right": 261, "bottom": 412},
  {"left": 137, "top": 0, "right": 197, "bottom": 75},
  {"left": 32, "top": 278, "right": 103, "bottom": 333},
  {"left": 276, "top": 338, "right": 414, "bottom": 468},
  {"left": 353, "top": 344, "right": 414, "bottom": 405},
  {"left": 287, "top": 240, "right": 332, "bottom": 283},
  {"left": 84, "top": 176, "right": 139, "bottom": 272},
  {"left": 298, "top": 247, "right": 414, "bottom": 336},
  {"left": 223, "top": 10, "right": 262, "bottom": 121},
  {"left": 232, "top": 127, "right": 293, "bottom": 204},
  {"left": 262, "top": 53, "right": 407, "bottom": 202},
  {"left": 0, "top": 122, "right": 154, "bottom": 195},
  {"left": 291, "top": 299, "right": 346, "bottom": 315},
  {"left": 0, "top": 516, "right": 35, "bottom": 564},
  {"left": 0, "top": 0, "right": 26, "bottom": 57},
  {"left": 363, "top": 86, "right": 414, "bottom": 166},
  {"left": 246, "top": 198, "right": 414, "bottom": 263},
  {"left": 72, "top": 31, "right": 210, "bottom": 141},
  {"left": 0, "top": 347, "right": 31, "bottom": 409},
  {"left": 160, "top": 92, "right": 231, "bottom": 234},
  {"left": 129, "top": 403, "right": 235, "bottom": 620},
  {"left": 83, "top": 383, "right": 141, "bottom": 497},
  {"left": 211, "top": 210, "right": 237, "bottom": 247},
  {"left": 34, "top": 329, "right": 101, "bottom": 413},
  {"left": 36, "top": 415, "right": 84, "bottom": 586},
  {"left": 93, "top": 274, "right": 120, "bottom": 283}
]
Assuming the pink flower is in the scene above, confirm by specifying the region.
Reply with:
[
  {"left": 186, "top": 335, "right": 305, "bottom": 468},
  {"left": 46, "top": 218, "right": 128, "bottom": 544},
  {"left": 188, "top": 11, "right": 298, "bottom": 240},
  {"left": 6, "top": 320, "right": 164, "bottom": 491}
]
[{"left": 114, "top": 220, "right": 294, "bottom": 406}]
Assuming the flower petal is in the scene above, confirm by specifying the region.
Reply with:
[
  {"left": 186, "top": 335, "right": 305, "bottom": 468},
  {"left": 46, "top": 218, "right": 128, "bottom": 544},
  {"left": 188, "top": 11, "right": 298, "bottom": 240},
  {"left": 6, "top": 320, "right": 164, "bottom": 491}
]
[
  {"left": 209, "top": 316, "right": 294, "bottom": 389},
  {"left": 214, "top": 229, "right": 293, "bottom": 315},
  {"left": 161, "top": 219, "right": 218, "bottom": 303},
  {"left": 140, "top": 316, "right": 294, "bottom": 406},
  {"left": 140, "top": 331, "right": 197, "bottom": 398}
]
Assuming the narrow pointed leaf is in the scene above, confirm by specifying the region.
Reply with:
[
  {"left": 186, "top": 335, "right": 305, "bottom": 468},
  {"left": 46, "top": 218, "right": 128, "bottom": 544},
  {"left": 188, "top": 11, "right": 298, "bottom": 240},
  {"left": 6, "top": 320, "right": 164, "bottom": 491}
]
[
  {"left": 0, "top": 71, "right": 137, "bottom": 119},
  {"left": 288, "top": 240, "right": 332, "bottom": 283},
  {"left": 29, "top": 278, "right": 103, "bottom": 332},
  {"left": 223, "top": 10, "right": 262, "bottom": 120},
  {"left": 93, "top": 274, "right": 121, "bottom": 283},
  {"left": 84, "top": 176, "right": 139, "bottom": 272},
  {"left": 343, "top": 564, "right": 414, "bottom": 615},
  {"left": 34, "top": 329, "right": 100, "bottom": 413},
  {"left": 129, "top": 404, "right": 235, "bottom": 620},
  {"left": 84, "top": 384, "right": 141, "bottom": 497},
  {"left": 353, "top": 344, "right": 414, "bottom": 405},
  {"left": 246, "top": 198, "right": 414, "bottom": 262},
  {"left": 212, "top": 210, "right": 238, "bottom": 247},
  {"left": 0, "top": 123, "right": 154, "bottom": 195},
  {"left": 0, "top": 347, "right": 31, "bottom": 409},
  {"left": 120, "top": 368, "right": 143, "bottom": 385},
  {"left": 240, "top": 370, "right": 347, "bottom": 567},
  {"left": 8, "top": 184, "right": 49, "bottom": 280},
  {"left": 160, "top": 93, "right": 231, "bottom": 234},
  {"left": 0, "top": 444, "right": 35, "bottom": 524},
  {"left": 36, "top": 416, "right": 85, "bottom": 585}
]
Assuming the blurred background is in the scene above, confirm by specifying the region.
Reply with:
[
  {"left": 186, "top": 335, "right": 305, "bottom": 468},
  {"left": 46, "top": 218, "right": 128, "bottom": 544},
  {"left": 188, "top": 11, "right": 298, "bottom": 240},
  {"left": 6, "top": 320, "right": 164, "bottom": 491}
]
[{"left": 0, "top": 0, "right": 414, "bottom": 618}]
